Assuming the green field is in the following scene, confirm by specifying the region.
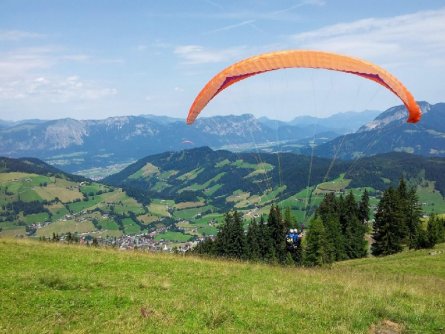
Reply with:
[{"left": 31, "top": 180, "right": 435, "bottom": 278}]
[
  {"left": 154, "top": 231, "right": 193, "bottom": 242},
  {"left": 67, "top": 195, "right": 105, "bottom": 212},
  {"left": 173, "top": 205, "right": 215, "bottom": 220},
  {"left": 148, "top": 200, "right": 173, "bottom": 217},
  {"left": 417, "top": 181, "right": 445, "bottom": 214},
  {"left": 0, "top": 239, "right": 444, "bottom": 333},
  {"left": 315, "top": 173, "right": 351, "bottom": 193},
  {"left": 177, "top": 167, "right": 204, "bottom": 181},
  {"left": 100, "top": 218, "right": 121, "bottom": 230},
  {"left": 129, "top": 163, "right": 160, "bottom": 180},
  {"left": 36, "top": 220, "right": 96, "bottom": 237},
  {"left": 180, "top": 172, "right": 226, "bottom": 192},
  {"left": 22, "top": 212, "right": 50, "bottom": 224},
  {"left": 122, "top": 218, "right": 142, "bottom": 235}
]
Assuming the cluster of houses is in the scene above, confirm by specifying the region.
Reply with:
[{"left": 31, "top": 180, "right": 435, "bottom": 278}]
[{"left": 74, "top": 232, "right": 199, "bottom": 253}]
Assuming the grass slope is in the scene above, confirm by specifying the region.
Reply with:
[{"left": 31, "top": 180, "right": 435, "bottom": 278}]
[{"left": 1, "top": 239, "right": 444, "bottom": 333}]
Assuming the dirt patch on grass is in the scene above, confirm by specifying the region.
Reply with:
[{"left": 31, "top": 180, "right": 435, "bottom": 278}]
[{"left": 369, "top": 319, "right": 404, "bottom": 334}]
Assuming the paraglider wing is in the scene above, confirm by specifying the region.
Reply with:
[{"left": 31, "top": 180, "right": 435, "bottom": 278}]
[{"left": 187, "top": 50, "right": 421, "bottom": 124}]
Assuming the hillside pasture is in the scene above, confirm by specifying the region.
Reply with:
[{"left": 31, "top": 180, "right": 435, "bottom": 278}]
[
  {"left": 314, "top": 174, "right": 351, "bottom": 194},
  {"left": 175, "top": 201, "right": 205, "bottom": 210},
  {"left": 417, "top": 181, "right": 445, "bottom": 214},
  {"left": 154, "top": 231, "right": 193, "bottom": 242},
  {"left": 122, "top": 218, "right": 142, "bottom": 235},
  {"left": 80, "top": 183, "right": 110, "bottom": 195},
  {"left": 173, "top": 205, "right": 215, "bottom": 220},
  {"left": 177, "top": 167, "right": 204, "bottom": 181},
  {"left": 0, "top": 240, "right": 444, "bottom": 333},
  {"left": 180, "top": 172, "right": 226, "bottom": 192},
  {"left": 36, "top": 220, "right": 96, "bottom": 237},
  {"left": 34, "top": 182, "right": 84, "bottom": 202},
  {"left": 138, "top": 214, "right": 161, "bottom": 225},
  {"left": 129, "top": 163, "right": 160, "bottom": 179},
  {"left": 148, "top": 200, "right": 172, "bottom": 217},
  {"left": 22, "top": 212, "right": 50, "bottom": 224},
  {"left": 46, "top": 203, "right": 69, "bottom": 220}
]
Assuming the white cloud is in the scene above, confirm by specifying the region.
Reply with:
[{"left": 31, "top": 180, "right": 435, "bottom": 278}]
[
  {"left": 0, "top": 47, "right": 55, "bottom": 78},
  {"left": 174, "top": 45, "right": 247, "bottom": 64},
  {"left": 0, "top": 30, "right": 44, "bottom": 41},
  {"left": 290, "top": 7, "right": 445, "bottom": 63},
  {"left": 0, "top": 75, "right": 117, "bottom": 102}
]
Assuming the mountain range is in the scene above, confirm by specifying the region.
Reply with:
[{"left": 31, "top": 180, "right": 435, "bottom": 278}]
[
  {"left": 0, "top": 114, "right": 344, "bottom": 173},
  {"left": 1, "top": 102, "right": 444, "bottom": 177}
]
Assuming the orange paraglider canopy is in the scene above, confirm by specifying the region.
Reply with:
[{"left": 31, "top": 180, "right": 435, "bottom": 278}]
[{"left": 187, "top": 50, "right": 421, "bottom": 124}]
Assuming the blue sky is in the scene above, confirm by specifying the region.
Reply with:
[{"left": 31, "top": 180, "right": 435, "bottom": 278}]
[{"left": 1, "top": 0, "right": 444, "bottom": 121}]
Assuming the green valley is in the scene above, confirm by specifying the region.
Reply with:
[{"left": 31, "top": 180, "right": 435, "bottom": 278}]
[{"left": 2, "top": 149, "right": 445, "bottom": 249}]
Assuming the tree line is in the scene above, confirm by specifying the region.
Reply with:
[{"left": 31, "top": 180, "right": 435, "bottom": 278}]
[
  {"left": 192, "top": 187, "right": 370, "bottom": 267},
  {"left": 372, "top": 179, "right": 444, "bottom": 255},
  {"left": 192, "top": 179, "right": 445, "bottom": 266}
]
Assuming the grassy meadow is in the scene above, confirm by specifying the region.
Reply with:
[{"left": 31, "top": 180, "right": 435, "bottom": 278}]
[{"left": 1, "top": 238, "right": 444, "bottom": 333}]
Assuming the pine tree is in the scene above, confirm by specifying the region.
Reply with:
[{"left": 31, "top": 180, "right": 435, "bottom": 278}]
[
  {"left": 213, "top": 211, "right": 246, "bottom": 259},
  {"left": 372, "top": 187, "right": 404, "bottom": 256},
  {"left": 214, "top": 212, "right": 231, "bottom": 256},
  {"left": 194, "top": 238, "right": 216, "bottom": 255},
  {"left": 426, "top": 214, "right": 442, "bottom": 248},
  {"left": 404, "top": 187, "right": 423, "bottom": 249},
  {"left": 317, "top": 193, "right": 338, "bottom": 223},
  {"left": 343, "top": 191, "right": 366, "bottom": 259},
  {"left": 257, "top": 215, "right": 272, "bottom": 261},
  {"left": 283, "top": 207, "right": 296, "bottom": 229},
  {"left": 358, "top": 189, "right": 370, "bottom": 223},
  {"left": 395, "top": 178, "right": 409, "bottom": 240},
  {"left": 304, "top": 217, "right": 331, "bottom": 266},
  {"left": 246, "top": 219, "right": 261, "bottom": 260},
  {"left": 267, "top": 205, "right": 288, "bottom": 263},
  {"left": 323, "top": 215, "right": 347, "bottom": 261},
  {"left": 317, "top": 193, "right": 348, "bottom": 261},
  {"left": 234, "top": 210, "right": 247, "bottom": 257}
]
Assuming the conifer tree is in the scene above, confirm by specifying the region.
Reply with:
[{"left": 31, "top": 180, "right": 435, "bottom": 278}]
[
  {"left": 246, "top": 219, "right": 261, "bottom": 260},
  {"left": 426, "top": 214, "right": 442, "bottom": 248},
  {"left": 404, "top": 187, "right": 423, "bottom": 249},
  {"left": 317, "top": 193, "right": 338, "bottom": 223},
  {"left": 304, "top": 217, "right": 331, "bottom": 266},
  {"left": 395, "top": 178, "right": 409, "bottom": 240},
  {"left": 372, "top": 187, "right": 404, "bottom": 256},
  {"left": 343, "top": 191, "right": 367, "bottom": 259},
  {"left": 316, "top": 193, "right": 347, "bottom": 261},
  {"left": 193, "top": 238, "right": 216, "bottom": 255},
  {"left": 267, "top": 205, "right": 287, "bottom": 263},
  {"left": 257, "top": 215, "right": 272, "bottom": 261},
  {"left": 323, "top": 215, "right": 347, "bottom": 261},
  {"left": 226, "top": 210, "right": 246, "bottom": 259},
  {"left": 358, "top": 189, "right": 370, "bottom": 223},
  {"left": 215, "top": 211, "right": 243, "bottom": 257},
  {"left": 284, "top": 207, "right": 296, "bottom": 229}
]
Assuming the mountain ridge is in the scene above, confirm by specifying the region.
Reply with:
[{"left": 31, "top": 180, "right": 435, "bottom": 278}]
[{"left": 310, "top": 102, "right": 445, "bottom": 159}]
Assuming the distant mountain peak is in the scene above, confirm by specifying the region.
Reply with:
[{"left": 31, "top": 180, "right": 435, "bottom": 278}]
[
  {"left": 358, "top": 102, "right": 431, "bottom": 133},
  {"left": 312, "top": 102, "right": 445, "bottom": 159}
]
